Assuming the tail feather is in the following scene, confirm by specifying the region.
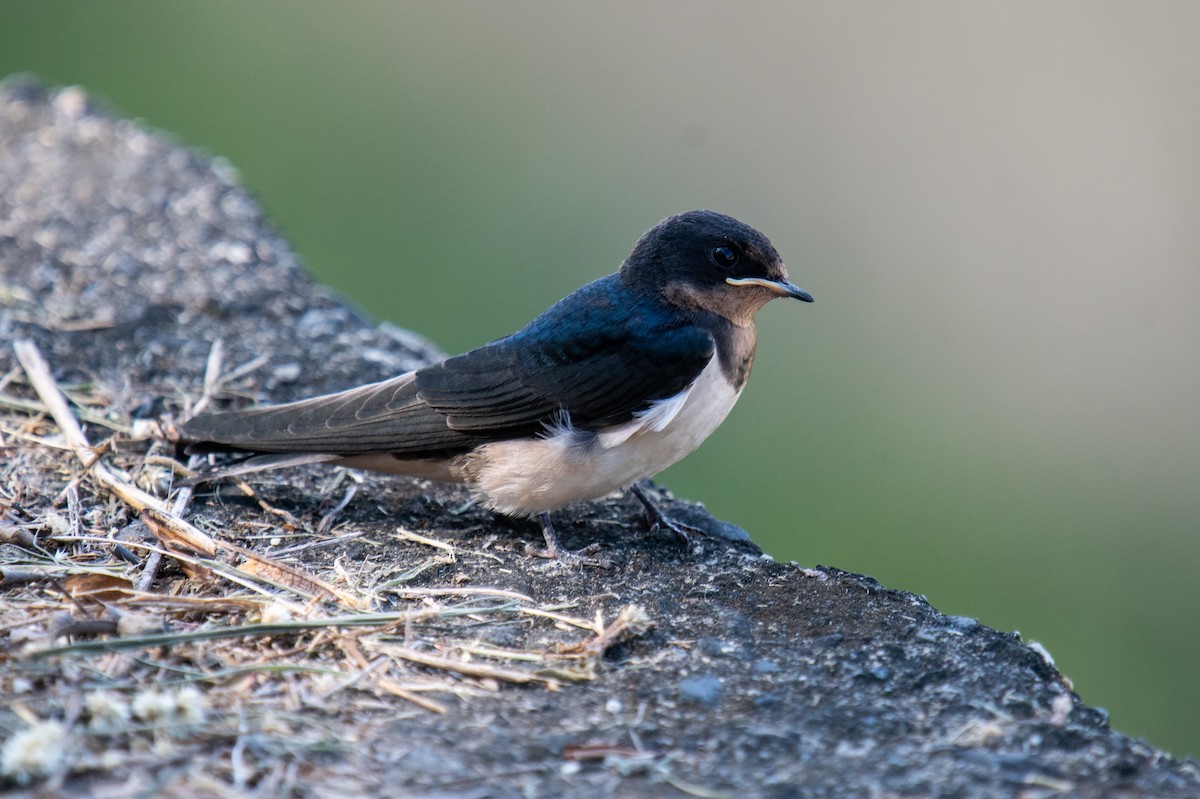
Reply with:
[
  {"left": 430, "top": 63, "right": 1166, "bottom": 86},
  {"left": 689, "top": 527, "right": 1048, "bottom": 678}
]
[{"left": 180, "top": 452, "right": 339, "bottom": 486}]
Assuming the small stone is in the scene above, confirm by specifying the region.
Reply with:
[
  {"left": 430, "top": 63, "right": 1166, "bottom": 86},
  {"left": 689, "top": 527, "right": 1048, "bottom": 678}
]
[
  {"left": 753, "top": 658, "right": 781, "bottom": 675},
  {"left": 679, "top": 675, "right": 724, "bottom": 706}
]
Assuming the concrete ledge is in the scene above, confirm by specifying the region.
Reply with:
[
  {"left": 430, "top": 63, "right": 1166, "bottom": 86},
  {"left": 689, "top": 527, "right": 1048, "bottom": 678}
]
[{"left": 2, "top": 76, "right": 1196, "bottom": 798}]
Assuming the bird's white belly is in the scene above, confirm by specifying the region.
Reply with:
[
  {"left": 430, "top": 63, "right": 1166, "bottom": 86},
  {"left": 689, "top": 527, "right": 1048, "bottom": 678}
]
[{"left": 462, "top": 356, "right": 741, "bottom": 516}]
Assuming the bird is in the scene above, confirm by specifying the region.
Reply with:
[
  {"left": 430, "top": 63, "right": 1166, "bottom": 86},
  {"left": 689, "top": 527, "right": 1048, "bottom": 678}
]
[{"left": 181, "top": 210, "right": 813, "bottom": 562}]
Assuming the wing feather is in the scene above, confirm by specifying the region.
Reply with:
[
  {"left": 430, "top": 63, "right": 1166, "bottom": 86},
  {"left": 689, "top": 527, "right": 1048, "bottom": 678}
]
[{"left": 183, "top": 275, "right": 715, "bottom": 458}]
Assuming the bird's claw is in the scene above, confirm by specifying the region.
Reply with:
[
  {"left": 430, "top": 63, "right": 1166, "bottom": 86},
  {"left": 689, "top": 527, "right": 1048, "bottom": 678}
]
[
  {"left": 646, "top": 512, "right": 704, "bottom": 549},
  {"left": 524, "top": 540, "right": 611, "bottom": 568},
  {"left": 530, "top": 513, "right": 612, "bottom": 568},
  {"left": 629, "top": 481, "right": 704, "bottom": 548}
]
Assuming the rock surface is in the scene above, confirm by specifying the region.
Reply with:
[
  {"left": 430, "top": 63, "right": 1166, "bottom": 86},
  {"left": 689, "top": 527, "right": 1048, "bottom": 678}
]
[{"left": 2, "top": 76, "right": 1197, "bottom": 798}]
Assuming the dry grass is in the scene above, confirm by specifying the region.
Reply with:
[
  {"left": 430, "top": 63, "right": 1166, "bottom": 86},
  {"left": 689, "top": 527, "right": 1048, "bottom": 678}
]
[{"left": 0, "top": 342, "right": 652, "bottom": 791}]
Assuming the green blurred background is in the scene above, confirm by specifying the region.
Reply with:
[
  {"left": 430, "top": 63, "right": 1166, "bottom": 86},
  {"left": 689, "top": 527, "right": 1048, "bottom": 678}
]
[{"left": 3, "top": 2, "right": 1197, "bottom": 759}]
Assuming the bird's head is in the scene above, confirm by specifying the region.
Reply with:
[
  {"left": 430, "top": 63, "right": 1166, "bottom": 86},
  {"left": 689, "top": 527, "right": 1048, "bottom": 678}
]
[{"left": 621, "top": 210, "right": 813, "bottom": 325}]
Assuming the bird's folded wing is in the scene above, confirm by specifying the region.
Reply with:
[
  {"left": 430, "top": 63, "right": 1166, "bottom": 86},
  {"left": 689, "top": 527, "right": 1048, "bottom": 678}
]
[
  {"left": 183, "top": 281, "right": 715, "bottom": 457},
  {"left": 416, "top": 322, "right": 713, "bottom": 434}
]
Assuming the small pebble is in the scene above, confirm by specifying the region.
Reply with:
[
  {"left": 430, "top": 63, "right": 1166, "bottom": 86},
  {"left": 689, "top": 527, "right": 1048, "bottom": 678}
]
[
  {"left": 679, "top": 675, "right": 724, "bottom": 706},
  {"left": 753, "top": 658, "right": 781, "bottom": 675}
]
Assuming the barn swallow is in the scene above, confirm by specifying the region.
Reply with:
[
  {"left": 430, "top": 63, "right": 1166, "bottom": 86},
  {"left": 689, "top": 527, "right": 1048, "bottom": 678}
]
[{"left": 183, "top": 210, "right": 812, "bottom": 561}]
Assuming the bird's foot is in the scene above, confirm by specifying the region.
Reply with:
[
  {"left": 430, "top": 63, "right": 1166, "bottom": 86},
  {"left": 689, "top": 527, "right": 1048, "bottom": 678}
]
[
  {"left": 630, "top": 482, "right": 704, "bottom": 548},
  {"left": 526, "top": 512, "right": 612, "bottom": 568}
]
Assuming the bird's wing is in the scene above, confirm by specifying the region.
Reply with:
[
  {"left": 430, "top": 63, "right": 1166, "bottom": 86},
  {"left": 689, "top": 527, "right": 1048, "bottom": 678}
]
[
  {"left": 183, "top": 279, "right": 715, "bottom": 457},
  {"left": 415, "top": 315, "right": 714, "bottom": 435},
  {"left": 414, "top": 276, "right": 715, "bottom": 435}
]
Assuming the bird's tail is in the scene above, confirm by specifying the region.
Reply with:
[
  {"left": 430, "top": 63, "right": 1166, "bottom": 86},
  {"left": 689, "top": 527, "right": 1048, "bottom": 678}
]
[{"left": 179, "top": 451, "right": 340, "bottom": 486}]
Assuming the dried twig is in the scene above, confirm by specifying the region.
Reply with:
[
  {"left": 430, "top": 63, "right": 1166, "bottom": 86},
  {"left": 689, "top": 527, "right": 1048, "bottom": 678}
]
[
  {"left": 13, "top": 340, "right": 361, "bottom": 607},
  {"left": 13, "top": 339, "right": 218, "bottom": 557},
  {"left": 135, "top": 460, "right": 199, "bottom": 592},
  {"left": 317, "top": 483, "right": 357, "bottom": 533},
  {"left": 371, "top": 643, "right": 561, "bottom": 687},
  {"left": 29, "top": 606, "right": 507, "bottom": 659},
  {"left": 388, "top": 587, "right": 535, "bottom": 604},
  {"left": 570, "top": 605, "right": 653, "bottom": 658},
  {"left": 0, "top": 392, "right": 132, "bottom": 433},
  {"left": 392, "top": 527, "right": 456, "bottom": 555}
]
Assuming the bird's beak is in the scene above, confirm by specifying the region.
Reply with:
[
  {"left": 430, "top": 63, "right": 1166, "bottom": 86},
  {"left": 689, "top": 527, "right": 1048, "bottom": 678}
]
[{"left": 726, "top": 276, "right": 814, "bottom": 303}]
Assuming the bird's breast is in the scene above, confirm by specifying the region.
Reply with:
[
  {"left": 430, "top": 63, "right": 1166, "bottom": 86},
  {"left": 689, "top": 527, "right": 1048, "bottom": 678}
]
[{"left": 458, "top": 355, "right": 742, "bottom": 516}]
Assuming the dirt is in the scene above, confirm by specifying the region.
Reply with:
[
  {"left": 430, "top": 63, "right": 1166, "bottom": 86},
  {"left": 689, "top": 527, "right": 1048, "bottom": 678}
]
[{"left": 2, "top": 75, "right": 1198, "bottom": 798}]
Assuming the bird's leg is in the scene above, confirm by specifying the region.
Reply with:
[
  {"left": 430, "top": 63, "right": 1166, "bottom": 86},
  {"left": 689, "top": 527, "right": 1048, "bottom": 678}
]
[
  {"left": 525, "top": 512, "right": 610, "bottom": 567},
  {"left": 630, "top": 481, "right": 704, "bottom": 547}
]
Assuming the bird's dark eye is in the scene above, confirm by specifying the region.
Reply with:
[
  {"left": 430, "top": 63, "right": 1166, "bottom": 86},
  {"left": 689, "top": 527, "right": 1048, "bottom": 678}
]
[{"left": 710, "top": 245, "right": 738, "bottom": 269}]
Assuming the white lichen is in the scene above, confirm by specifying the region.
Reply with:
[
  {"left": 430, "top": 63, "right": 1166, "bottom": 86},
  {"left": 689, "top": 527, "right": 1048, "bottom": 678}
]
[
  {"left": 0, "top": 720, "right": 68, "bottom": 784},
  {"left": 84, "top": 690, "right": 131, "bottom": 731},
  {"left": 131, "top": 686, "right": 206, "bottom": 726}
]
